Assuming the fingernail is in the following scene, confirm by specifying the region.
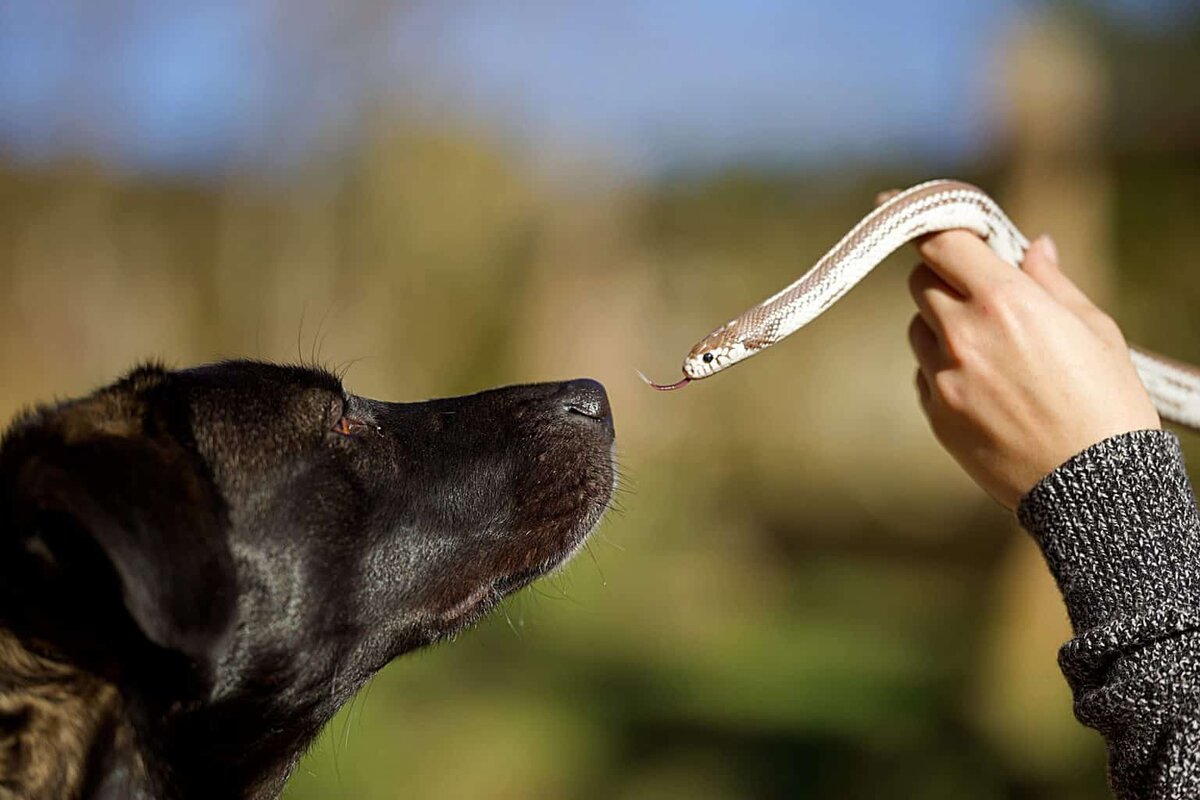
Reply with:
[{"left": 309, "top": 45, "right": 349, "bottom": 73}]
[{"left": 1037, "top": 234, "right": 1059, "bottom": 266}]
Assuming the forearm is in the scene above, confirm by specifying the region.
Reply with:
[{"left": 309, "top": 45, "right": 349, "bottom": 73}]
[{"left": 1018, "top": 430, "right": 1200, "bottom": 799}]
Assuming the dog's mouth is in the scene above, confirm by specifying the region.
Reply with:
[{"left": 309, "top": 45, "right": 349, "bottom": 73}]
[
  {"left": 429, "top": 447, "right": 615, "bottom": 634},
  {"left": 496, "top": 479, "right": 614, "bottom": 595}
]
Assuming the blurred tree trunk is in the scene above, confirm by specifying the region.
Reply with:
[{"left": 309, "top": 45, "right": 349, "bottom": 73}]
[{"left": 974, "top": 11, "right": 1113, "bottom": 783}]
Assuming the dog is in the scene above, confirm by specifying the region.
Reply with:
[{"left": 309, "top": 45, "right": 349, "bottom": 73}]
[{"left": 0, "top": 360, "right": 615, "bottom": 799}]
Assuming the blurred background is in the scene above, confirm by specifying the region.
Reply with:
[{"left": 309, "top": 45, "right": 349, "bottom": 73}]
[{"left": 2, "top": 1, "right": 1199, "bottom": 797}]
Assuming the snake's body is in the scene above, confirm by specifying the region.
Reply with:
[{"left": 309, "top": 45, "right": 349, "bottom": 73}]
[{"left": 648, "top": 179, "right": 1200, "bottom": 432}]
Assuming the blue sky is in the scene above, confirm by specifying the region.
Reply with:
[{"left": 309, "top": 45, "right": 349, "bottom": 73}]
[{"left": 0, "top": 0, "right": 1190, "bottom": 177}]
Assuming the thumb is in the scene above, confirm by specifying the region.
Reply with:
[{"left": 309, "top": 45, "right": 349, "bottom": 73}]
[
  {"left": 874, "top": 188, "right": 901, "bottom": 208},
  {"left": 1022, "top": 235, "right": 1097, "bottom": 315}
]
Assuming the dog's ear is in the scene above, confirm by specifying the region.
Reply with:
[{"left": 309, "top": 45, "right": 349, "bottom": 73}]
[{"left": 1, "top": 390, "right": 235, "bottom": 686}]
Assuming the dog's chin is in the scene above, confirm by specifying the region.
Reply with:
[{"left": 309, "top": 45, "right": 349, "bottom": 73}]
[{"left": 430, "top": 485, "right": 613, "bottom": 637}]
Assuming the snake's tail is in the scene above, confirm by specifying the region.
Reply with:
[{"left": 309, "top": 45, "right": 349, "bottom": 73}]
[{"left": 636, "top": 369, "right": 691, "bottom": 392}]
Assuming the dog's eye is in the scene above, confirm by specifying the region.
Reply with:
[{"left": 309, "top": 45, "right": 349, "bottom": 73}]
[{"left": 331, "top": 415, "right": 369, "bottom": 436}]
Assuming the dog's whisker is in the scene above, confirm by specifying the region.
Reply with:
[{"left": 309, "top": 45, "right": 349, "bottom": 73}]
[
  {"left": 545, "top": 574, "right": 592, "bottom": 609},
  {"left": 337, "top": 693, "right": 355, "bottom": 759},
  {"left": 296, "top": 301, "right": 308, "bottom": 366},
  {"left": 310, "top": 301, "right": 335, "bottom": 368},
  {"left": 582, "top": 540, "right": 607, "bottom": 587},
  {"left": 593, "top": 529, "right": 626, "bottom": 552},
  {"left": 547, "top": 575, "right": 570, "bottom": 600},
  {"left": 527, "top": 575, "right": 583, "bottom": 607},
  {"left": 498, "top": 592, "right": 522, "bottom": 640},
  {"left": 335, "top": 356, "right": 370, "bottom": 382}
]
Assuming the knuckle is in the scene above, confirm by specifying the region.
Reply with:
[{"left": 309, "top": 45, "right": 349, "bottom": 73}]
[
  {"left": 1092, "top": 311, "right": 1124, "bottom": 342},
  {"left": 914, "top": 374, "right": 932, "bottom": 406},
  {"left": 907, "top": 264, "right": 925, "bottom": 296},
  {"left": 939, "top": 325, "right": 972, "bottom": 365},
  {"left": 972, "top": 277, "right": 1011, "bottom": 308},
  {"left": 976, "top": 282, "right": 1032, "bottom": 331},
  {"left": 932, "top": 370, "right": 966, "bottom": 410},
  {"left": 970, "top": 281, "right": 1001, "bottom": 310},
  {"left": 994, "top": 297, "right": 1029, "bottom": 335},
  {"left": 906, "top": 314, "right": 926, "bottom": 346},
  {"left": 929, "top": 417, "right": 957, "bottom": 449}
]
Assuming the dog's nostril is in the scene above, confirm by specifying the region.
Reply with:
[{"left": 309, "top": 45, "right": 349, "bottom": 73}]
[{"left": 560, "top": 378, "right": 611, "bottom": 422}]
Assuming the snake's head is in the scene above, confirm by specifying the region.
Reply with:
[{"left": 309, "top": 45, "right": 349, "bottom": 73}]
[
  {"left": 682, "top": 324, "right": 751, "bottom": 379},
  {"left": 641, "top": 321, "right": 755, "bottom": 391}
]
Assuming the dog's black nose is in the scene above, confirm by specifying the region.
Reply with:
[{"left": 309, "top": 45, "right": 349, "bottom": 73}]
[{"left": 560, "top": 379, "right": 611, "bottom": 422}]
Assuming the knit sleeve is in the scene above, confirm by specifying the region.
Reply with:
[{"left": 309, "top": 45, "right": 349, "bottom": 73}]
[{"left": 1017, "top": 429, "right": 1200, "bottom": 800}]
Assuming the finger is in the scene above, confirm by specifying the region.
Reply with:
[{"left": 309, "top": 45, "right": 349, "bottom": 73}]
[
  {"left": 1021, "top": 235, "right": 1128, "bottom": 344},
  {"left": 875, "top": 188, "right": 902, "bottom": 207},
  {"left": 914, "top": 230, "right": 1022, "bottom": 297},
  {"left": 908, "top": 262, "right": 965, "bottom": 338},
  {"left": 914, "top": 368, "right": 933, "bottom": 415},
  {"left": 1021, "top": 234, "right": 1096, "bottom": 315},
  {"left": 907, "top": 313, "right": 953, "bottom": 374}
]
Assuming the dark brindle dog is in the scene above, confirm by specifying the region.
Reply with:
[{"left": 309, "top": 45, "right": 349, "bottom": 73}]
[{"left": 0, "top": 361, "right": 615, "bottom": 799}]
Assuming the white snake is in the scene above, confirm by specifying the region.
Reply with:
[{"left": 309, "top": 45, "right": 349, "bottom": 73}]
[{"left": 644, "top": 179, "right": 1200, "bottom": 433}]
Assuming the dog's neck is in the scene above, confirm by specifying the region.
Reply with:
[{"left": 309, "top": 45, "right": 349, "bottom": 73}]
[
  {"left": 0, "top": 625, "right": 316, "bottom": 800},
  {"left": 0, "top": 627, "right": 145, "bottom": 799}
]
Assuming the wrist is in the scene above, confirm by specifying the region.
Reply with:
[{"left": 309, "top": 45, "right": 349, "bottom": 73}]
[{"left": 1017, "top": 429, "right": 1197, "bottom": 631}]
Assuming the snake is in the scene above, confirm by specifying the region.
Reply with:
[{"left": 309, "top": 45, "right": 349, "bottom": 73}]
[{"left": 642, "top": 179, "right": 1200, "bottom": 432}]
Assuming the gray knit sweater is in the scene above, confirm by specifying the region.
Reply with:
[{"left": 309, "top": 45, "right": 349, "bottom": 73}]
[{"left": 1018, "top": 429, "right": 1200, "bottom": 799}]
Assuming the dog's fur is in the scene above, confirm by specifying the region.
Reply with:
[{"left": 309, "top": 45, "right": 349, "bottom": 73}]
[{"left": 0, "top": 361, "right": 615, "bottom": 799}]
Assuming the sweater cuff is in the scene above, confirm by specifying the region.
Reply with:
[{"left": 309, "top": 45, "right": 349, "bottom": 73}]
[{"left": 1017, "top": 429, "right": 1200, "bottom": 633}]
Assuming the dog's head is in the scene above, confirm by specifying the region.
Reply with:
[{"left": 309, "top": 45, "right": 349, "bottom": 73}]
[{"left": 0, "top": 361, "right": 614, "bottom": 795}]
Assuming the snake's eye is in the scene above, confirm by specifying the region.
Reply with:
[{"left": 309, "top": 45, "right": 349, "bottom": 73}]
[{"left": 702, "top": 353, "right": 715, "bottom": 364}]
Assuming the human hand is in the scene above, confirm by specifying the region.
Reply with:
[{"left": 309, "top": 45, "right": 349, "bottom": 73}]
[{"left": 906, "top": 230, "right": 1161, "bottom": 510}]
